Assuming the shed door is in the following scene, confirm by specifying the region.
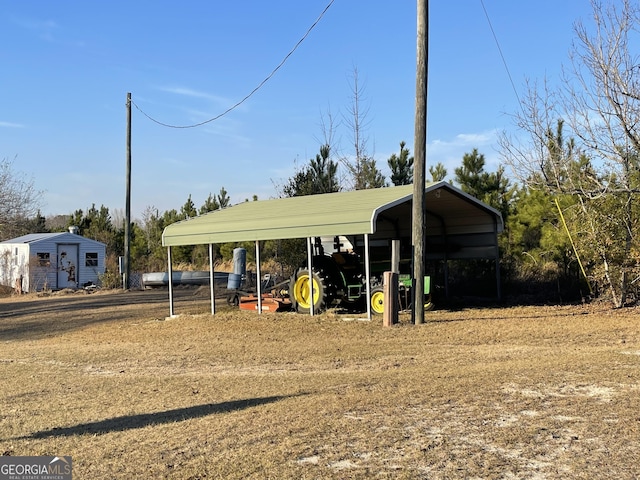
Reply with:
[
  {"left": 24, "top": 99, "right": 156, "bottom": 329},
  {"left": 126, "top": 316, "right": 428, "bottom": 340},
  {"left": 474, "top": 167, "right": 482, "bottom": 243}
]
[{"left": 57, "top": 244, "right": 78, "bottom": 289}]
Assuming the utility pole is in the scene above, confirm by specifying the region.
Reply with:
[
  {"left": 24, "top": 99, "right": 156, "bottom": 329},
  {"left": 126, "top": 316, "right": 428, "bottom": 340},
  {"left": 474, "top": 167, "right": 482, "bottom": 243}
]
[
  {"left": 412, "top": 0, "right": 428, "bottom": 324},
  {"left": 124, "top": 92, "right": 132, "bottom": 290}
]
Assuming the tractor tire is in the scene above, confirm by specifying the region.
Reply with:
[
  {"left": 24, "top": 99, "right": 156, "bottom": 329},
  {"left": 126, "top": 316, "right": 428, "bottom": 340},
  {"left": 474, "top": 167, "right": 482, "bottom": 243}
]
[
  {"left": 369, "top": 288, "right": 433, "bottom": 315},
  {"left": 370, "top": 286, "right": 385, "bottom": 315},
  {"left": 290, "top": 269, "right": 327, "bottom": 313},
  {"left": 424, "top": 295, "right": 434, "bottom": 311}
]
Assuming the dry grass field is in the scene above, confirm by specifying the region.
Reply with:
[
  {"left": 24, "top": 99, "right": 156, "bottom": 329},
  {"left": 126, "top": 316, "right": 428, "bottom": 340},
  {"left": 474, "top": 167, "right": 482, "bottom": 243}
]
[{"left": 1, "top": 287, "right": 639, "bottom": 479}]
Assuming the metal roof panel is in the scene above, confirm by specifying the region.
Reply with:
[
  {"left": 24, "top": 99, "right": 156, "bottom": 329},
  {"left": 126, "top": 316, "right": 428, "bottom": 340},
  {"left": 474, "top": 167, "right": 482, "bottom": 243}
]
[{"left": 161, "top": 183, "right": 503, "bottom": 247}]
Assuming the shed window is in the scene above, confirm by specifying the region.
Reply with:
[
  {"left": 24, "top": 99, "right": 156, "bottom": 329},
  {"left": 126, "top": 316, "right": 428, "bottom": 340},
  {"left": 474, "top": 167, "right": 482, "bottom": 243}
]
[
  {"left": 86, "top": 252, "right": 98, "bottom": 267},
  {"left": 37, "top": 252, "right": 50, "bottom": 267}
]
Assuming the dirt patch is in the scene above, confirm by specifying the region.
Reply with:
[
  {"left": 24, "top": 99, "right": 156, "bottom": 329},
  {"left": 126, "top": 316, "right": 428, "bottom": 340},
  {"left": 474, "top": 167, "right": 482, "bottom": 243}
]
[{"left": 1, "top": 291, "right": 639, "bottom": 479}]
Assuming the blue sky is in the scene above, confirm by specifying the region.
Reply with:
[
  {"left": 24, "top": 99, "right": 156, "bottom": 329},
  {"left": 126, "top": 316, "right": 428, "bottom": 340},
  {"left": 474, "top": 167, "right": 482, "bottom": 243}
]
[{"left": 1, "top": 1, "right": 594, "bottom": 220}]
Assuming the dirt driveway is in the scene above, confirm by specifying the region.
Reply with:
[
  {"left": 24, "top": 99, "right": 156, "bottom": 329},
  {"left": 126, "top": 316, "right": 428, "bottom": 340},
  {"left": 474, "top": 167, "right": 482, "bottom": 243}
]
[{"left": 0, "top": 287, "right": 213, "bottom": 340}]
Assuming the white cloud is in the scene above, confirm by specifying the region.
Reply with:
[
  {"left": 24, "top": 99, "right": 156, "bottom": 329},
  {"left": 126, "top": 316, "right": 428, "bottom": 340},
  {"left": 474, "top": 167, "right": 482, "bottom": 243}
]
[
  {"left": 11, "top": 16, "right": 59, "bottom": 42},
  {"left": 0, "top": 121, "right": 24, "bottom": 128},
  {"left": 151, "top": 86, "right": 249, "bottom": 130},
  {"left": 454, "top": 131, "right": 495, "bottom": 145},
  {"left": 155, "top": 86, "right": 231, "bottom": 106},
  {"left": 427, "top": 129, "right": 501, "bottom": 180}
]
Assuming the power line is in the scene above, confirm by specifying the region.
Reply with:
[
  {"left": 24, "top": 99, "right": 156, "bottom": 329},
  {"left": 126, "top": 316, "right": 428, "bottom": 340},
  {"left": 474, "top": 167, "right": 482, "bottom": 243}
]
[
  {"left": 132, "top": 0, "right": 335, "bottom": 129},
  {"left": 479, "top": 0, "right": 522, "bottom": 108}
]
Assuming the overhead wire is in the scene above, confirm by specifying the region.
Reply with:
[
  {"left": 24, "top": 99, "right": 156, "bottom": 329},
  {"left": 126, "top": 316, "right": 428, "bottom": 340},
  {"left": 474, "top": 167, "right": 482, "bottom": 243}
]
[
  {"left": 131, "top": 0, "right": 335, "bottom": 129},
  {"left": 479, "top": 0, "right": 522, "bottom": 109}
]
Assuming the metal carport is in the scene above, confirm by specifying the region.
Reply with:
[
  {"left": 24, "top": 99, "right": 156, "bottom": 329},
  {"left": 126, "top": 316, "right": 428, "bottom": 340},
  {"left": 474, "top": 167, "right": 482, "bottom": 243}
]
[{"left": 161, "top": 181, "right": 503, "bottom": 317}]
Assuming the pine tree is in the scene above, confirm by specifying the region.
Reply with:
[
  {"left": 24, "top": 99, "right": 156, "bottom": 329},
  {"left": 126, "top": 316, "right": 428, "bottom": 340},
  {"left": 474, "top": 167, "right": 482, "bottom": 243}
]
[
  {"left": 388, "top": 141, "right": 414, "bottom": 186},
  {"left": 358, "top": 157, "right": 386, "bottom": 189},
  {"left": 454, "top": 149, "right": 514, "bottom": 222},
  {"left": 199, "top": 193, "right": 220, "bottom": 214},
  {"left": 429, "top": 162, "right": 447, "bottom": 182},
  {"left": 179, "top": 195, "right": 197, "bottom": 220},
  {"left": 310, "top": 145, "right": 339, "bottom": 193},
  {"left": 217, "top": 187, "right": 231, "bottom": 208},
  {"left": 282, "top": 145, "right": 340, "bottom": 197}
]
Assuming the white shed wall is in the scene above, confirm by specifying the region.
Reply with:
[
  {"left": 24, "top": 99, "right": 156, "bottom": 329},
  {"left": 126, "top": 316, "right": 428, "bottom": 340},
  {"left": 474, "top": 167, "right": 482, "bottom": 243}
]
[
  {"left": 0, "top": 243, "right": 30, "bottom": 291},
  {"left": 0, "top": 233, "right": 106, "bottom": 292},
  {"left": 76, "top": 240, "right": 106, "bottom": 287},
  {"left": 32, "top": 237, "right": 68, "bottom": 290}
]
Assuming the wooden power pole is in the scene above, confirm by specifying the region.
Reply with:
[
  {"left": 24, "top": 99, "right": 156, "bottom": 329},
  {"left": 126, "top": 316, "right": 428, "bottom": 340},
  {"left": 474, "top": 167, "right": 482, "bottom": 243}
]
[
  {"left": 412, "top": 0, "right": 428, "bottom": 324},
  {"left": 124, "top": 92, "right": 132, "bottom": 290}
]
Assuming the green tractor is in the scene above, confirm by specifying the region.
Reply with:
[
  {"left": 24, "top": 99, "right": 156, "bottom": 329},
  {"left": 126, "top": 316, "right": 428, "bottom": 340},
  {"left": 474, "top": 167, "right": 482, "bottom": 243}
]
[
  {"left": 367, "top": 274, "right": 434, "bottom": 315},
  {"left": 289, "top": 237, "right": 433, "bottom": 314},
  {"left": 289, "top": 250, "right": 366, "bottom": 313}
]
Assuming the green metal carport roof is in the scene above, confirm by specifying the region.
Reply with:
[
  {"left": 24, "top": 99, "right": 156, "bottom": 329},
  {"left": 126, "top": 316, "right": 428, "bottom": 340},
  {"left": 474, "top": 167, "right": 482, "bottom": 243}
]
[{"left": 162, "top": 182, "right": 503, "bottom": 247}]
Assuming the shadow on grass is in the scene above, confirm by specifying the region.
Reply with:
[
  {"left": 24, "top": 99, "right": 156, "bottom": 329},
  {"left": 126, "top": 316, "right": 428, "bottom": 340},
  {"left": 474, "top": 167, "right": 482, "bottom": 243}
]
[{"left": 18, "top": 395, "right": 300, "bottom": 439}]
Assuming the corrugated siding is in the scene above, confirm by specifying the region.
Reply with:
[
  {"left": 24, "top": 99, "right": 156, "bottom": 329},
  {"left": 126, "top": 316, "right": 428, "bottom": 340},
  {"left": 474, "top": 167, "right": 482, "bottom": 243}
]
[
  {"left": 28, "top": 238, "right": 59, "bottom": 290},
  {"left": 77, "top": 240, "right": 106, "bottom": 286}
]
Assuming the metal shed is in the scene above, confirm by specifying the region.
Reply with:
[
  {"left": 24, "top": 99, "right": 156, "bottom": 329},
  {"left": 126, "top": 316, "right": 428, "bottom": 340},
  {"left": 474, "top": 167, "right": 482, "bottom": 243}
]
[
  {"left": 0, "top": 229, "right": 106, "bottom": 292},
  {"left": 161, "top": 182, "right": 504, "bottom": 317}
]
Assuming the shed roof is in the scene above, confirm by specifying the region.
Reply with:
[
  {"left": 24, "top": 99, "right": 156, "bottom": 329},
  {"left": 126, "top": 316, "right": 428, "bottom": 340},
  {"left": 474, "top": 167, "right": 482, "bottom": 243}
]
[
  {"left": 162, "top": 182, "right": 503, "bottom": 247},
  {"left": 1, "top": 232, "right": 106, "bottom": 247}
]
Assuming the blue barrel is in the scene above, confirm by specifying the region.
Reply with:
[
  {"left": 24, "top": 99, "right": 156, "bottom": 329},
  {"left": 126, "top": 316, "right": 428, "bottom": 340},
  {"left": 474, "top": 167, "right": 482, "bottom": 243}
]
[
  {"left": 227, "top": 273, "right": 242, "bottom": 290},
  {"left": 233, "top": 248, "right": 246, "bottom": 276},
  {"left": 227, "top": 248, "right": 246, "bottom": 289}
]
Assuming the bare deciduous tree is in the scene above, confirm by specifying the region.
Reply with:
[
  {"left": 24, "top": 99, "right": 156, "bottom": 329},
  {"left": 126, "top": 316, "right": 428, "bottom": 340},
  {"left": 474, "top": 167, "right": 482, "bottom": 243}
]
[
  {"left": 341, "top": 68, "right": 385, "bottom": 190},
  {"left": 499, "top": 0, "right": 640, "bottom": 306},
  {"left": 0, "top": 157, "right": 42, "bottom": 240}
]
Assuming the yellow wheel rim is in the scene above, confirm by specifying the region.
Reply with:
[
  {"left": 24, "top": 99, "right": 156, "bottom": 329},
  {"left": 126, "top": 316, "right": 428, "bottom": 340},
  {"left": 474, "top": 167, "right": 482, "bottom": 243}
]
[
  {"left": 293, "top": 274, "right": 320, "bottom": 309},
  {"left": 370, "top": 290, "right": 385, "bottom": 314}
]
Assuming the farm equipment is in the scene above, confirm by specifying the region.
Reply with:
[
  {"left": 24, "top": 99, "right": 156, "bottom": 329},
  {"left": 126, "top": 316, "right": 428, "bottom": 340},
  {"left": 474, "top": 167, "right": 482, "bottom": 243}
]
[
  {"left": 289, "top": 237, "right": 433, "bottom": 315},
  {"left": 225, "top": 249, "right": 292, "bottom": 312},
  {"left": 226, "top": 241, "right": 433, "bottom": 315},
  {"left": 289, "top": 250, "right": 366, "bottom": 313},
  {"left": 237, "top": 274, "right": 292, "bottom": 312},
  {"left": 226, "top": 272, "right": 292, "bottom": 312}
]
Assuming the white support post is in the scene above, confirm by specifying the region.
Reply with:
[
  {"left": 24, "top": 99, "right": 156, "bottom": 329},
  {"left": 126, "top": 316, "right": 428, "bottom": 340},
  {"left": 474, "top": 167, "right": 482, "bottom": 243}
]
[
  {"left": 391, "top": 239, "right": 401, "bottom": 274},
  {"left": 209, "top": 243, "right": 215, "bottom": 315},
  {"left": 364, "top": 234, "right": 372, "bottom": 320},
  {"left": 256, "top": 241, "right": 262, "bottom": 314},
  {"left": 307, "top": 237, "right": 314, "bottom": 316},
  {"left": 494, "top": 219, "right": 502, "bottom": 301},
  {"left": 167, "top": 246, "right": 175, "bottom": 318}
]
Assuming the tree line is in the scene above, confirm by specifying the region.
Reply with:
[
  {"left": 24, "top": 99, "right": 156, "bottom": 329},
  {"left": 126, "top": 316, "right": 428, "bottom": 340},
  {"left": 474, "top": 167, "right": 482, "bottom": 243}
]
[{"left": 0, "top": 145, "right": 589, "bottom": 303}]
